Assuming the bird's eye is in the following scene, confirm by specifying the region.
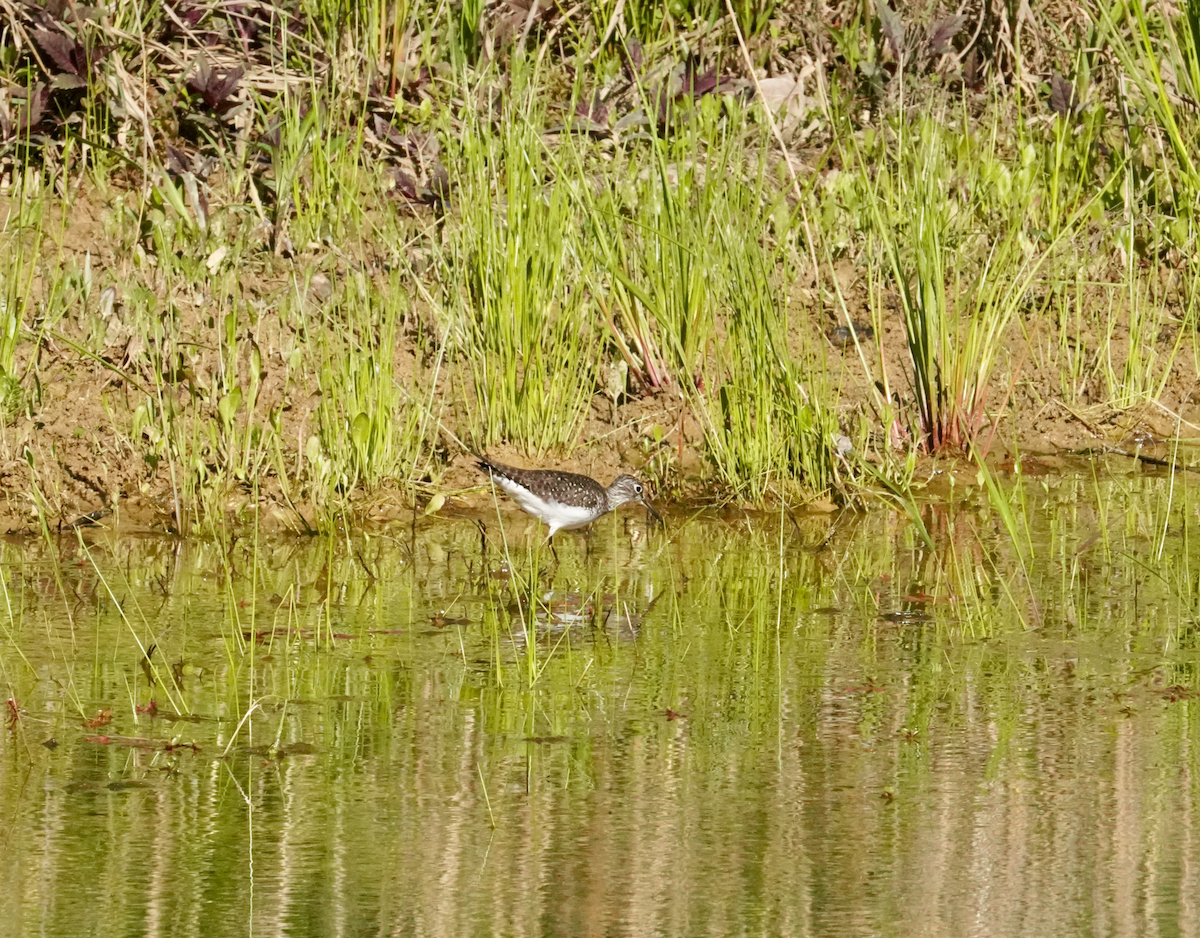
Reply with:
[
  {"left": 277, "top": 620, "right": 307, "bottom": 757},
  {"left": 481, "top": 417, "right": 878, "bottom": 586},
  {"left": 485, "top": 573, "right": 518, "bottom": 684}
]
[{"left": 635, "top": 484, "right": 643, "bottom": 494}]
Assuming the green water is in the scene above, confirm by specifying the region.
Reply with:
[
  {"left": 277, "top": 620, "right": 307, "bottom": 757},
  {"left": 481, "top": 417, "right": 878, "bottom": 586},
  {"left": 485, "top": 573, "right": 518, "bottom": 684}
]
[{"left": 3, "top": 473, "right": 1200, "bottom": 937}]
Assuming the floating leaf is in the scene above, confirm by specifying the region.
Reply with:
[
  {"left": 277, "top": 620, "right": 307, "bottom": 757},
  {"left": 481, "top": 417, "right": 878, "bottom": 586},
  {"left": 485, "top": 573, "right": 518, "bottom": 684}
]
[{"left": 83, "top": 707, "right": 112, "bottom": 728}]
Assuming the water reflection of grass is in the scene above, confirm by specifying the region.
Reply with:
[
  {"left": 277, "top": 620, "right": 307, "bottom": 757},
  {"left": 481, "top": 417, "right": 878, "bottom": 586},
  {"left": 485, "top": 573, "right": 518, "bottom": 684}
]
[{"left": 1, "top": 477, "right": 1200, "bottom": 931}]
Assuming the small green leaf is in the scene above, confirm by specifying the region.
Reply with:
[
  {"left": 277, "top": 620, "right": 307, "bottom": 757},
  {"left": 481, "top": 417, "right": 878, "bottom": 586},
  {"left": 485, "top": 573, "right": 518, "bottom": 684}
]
[
  {"left": 305, "top": 435, "right": 322, "bottom": 464},
  {"left": 351, "top": 412, "right": 372, "bottom": 449},
  {"left": 218, "top": 387, "right": 242, "bottom": 427}
]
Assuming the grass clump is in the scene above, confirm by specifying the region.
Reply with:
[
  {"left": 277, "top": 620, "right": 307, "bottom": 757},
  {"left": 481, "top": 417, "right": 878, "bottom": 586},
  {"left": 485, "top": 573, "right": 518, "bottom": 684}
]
[
  {"left": 3, "top": 1, "right": 1200, "bottom": 529},
  {"left": 444, "top": 74, "right": 599, "bottom": 454}
]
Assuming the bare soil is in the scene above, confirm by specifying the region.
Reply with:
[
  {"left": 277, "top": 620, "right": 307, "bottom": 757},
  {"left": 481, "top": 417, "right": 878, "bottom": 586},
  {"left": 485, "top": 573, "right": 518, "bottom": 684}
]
[{"left": 2, "top": 189, "right": 1196, "bottom": 536}]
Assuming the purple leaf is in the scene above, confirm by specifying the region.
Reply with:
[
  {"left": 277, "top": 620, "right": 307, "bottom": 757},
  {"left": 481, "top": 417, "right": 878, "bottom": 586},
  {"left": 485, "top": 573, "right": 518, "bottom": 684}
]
[
  {"left": 41, "top": 0, "right": 70, "bottom": 22},
  {"left": 878, "top": 4, "right": 905, "bottom": 58},
  {"left": 373, "top": 114, "right": 407, "bottom": 147},
  {"left": 16, "top": 86, "right": 50, "bottom": 132},
  {"left": 33, "top": 29, "right": 81, "bottom": 76},
  {"left": 392, "top": 131, "right": 439, "bottom": 161},
  {"left": 655, "top": 83, "right": 671, "bottom": 124},
  {"left": 181, "top": 5, "right": 205, "bottom": 26},
  {"left": 575, "top": 93, "right": 609, "bottom": 125},
  {"left": 624, "top": 36, "right": 643, "bottom": 71},
  {"left": 392, "top": 168, "right": 420, "bottom": 201},
  {"left": 686, "top": 66, "right": 719, "bottom": 100},
  {"left": 927, "top": 15, "right": 964, "bottom": 55},
  {"left": 51, "top": 73, "right": 86, "bottom": 90},
  {"left": 403, "top": 65, "right": 432, "bottom": 90},
  {"left": 187, "top": 55, "right": 243, "bottom": 113},
  {"left": 69, "top": 6, "right": 102, "bottom": 23},
  {"left": 165, "top": 145, "right": 190, "bottom": 175},
  {"left": 210, "top": 70, "right": 243, "bottom": 109},
  {"left": 963, "top": 48, "right": 982, "bottom": 89},
  {"left": 1049, "top": 72, "right": 1078, "bottom": 116},
  {"left": 260, "top": 120, "right": 281, "bottom": 149},
  {"left": 426, "top": 162, "right": 451, "bottom": 207},
  {"left": 187, "top": 54, "right": 211, "bottom": 93}
]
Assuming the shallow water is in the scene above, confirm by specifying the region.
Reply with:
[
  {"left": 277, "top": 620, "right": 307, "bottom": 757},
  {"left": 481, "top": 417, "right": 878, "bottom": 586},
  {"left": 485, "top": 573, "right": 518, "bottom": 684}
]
[{"left": 3, "top": 472, "right": 1200, "bottom": 937}]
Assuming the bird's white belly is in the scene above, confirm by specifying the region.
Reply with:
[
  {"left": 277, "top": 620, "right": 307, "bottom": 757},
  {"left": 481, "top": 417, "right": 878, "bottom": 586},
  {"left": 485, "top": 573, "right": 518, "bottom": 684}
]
[
  {"left": 496, "top": 478, "right": 597, "bottom": 532},
  {"left": 545, "top": 501, "right": 599, "bottom": 530}
]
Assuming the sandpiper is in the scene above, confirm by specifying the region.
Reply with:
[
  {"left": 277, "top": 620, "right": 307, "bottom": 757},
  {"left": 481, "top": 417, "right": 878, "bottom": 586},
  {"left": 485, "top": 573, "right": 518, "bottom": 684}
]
[{"left": 475, "top": 454, "right": 662, "bottom": 541}]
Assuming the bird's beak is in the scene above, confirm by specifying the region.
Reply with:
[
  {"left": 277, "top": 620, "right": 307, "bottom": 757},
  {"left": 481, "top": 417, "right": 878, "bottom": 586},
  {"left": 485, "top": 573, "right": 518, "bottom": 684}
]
[{"left": 642, "top": 499, "right": 663, "bottom": 527}]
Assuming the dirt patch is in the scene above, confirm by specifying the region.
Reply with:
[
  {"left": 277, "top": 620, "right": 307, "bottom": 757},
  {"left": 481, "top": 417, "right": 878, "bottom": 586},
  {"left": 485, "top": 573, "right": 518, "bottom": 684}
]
[
  {"left": 2, "top": 182, "right": 1197, "bottom": 538},
  {"left": 809, "top": 261, "right": 1200, "bottom": 462}
]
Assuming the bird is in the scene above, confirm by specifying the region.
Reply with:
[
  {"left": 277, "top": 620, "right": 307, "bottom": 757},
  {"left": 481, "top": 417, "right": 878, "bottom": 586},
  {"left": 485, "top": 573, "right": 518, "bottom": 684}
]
[{"left": 474, "top": 453, "right": 662, "bottom": 543}]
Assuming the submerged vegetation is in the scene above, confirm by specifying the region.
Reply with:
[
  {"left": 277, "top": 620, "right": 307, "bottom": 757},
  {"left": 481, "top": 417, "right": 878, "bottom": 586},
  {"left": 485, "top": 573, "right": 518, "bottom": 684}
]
[
  {"left": 3, "top": 473, "right": 1200, "bottom": 933},
  {"left": 0, "top": 0, "right": 1199, "bottom": 530}
]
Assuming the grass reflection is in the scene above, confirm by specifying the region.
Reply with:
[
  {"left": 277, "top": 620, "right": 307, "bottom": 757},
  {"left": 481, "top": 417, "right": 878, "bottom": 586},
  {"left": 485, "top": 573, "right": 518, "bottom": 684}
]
[{"left": 1, "top": 472, "right": 1200, "bottom": 935}]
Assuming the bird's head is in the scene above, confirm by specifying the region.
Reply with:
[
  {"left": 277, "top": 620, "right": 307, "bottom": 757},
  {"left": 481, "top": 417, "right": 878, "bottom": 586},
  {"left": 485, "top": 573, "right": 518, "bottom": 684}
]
[{"left": 607, "top": 475, "right": 662, "bottom": 525}]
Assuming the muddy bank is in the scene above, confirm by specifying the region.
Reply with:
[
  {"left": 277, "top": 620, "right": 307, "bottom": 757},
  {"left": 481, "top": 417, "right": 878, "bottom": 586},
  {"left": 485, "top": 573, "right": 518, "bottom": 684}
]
[{"left": 2, "top": 189, "right": 1193, "bottom": 537}]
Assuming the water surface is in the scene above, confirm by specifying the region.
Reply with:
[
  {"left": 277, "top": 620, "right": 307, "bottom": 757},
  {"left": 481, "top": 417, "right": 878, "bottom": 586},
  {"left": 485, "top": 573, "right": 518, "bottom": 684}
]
[{"left": 2, "top": 472, "right": 1199, "bottom": 937}]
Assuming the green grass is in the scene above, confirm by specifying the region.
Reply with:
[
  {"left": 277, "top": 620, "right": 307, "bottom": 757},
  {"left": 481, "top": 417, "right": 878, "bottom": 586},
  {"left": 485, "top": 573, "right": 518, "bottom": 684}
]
[
  {"left": 443, "top": 68, "right": 600, "bottom": 454},
  {"left": 5, "top": 1, "right": 1200, "bottom": 528}
]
